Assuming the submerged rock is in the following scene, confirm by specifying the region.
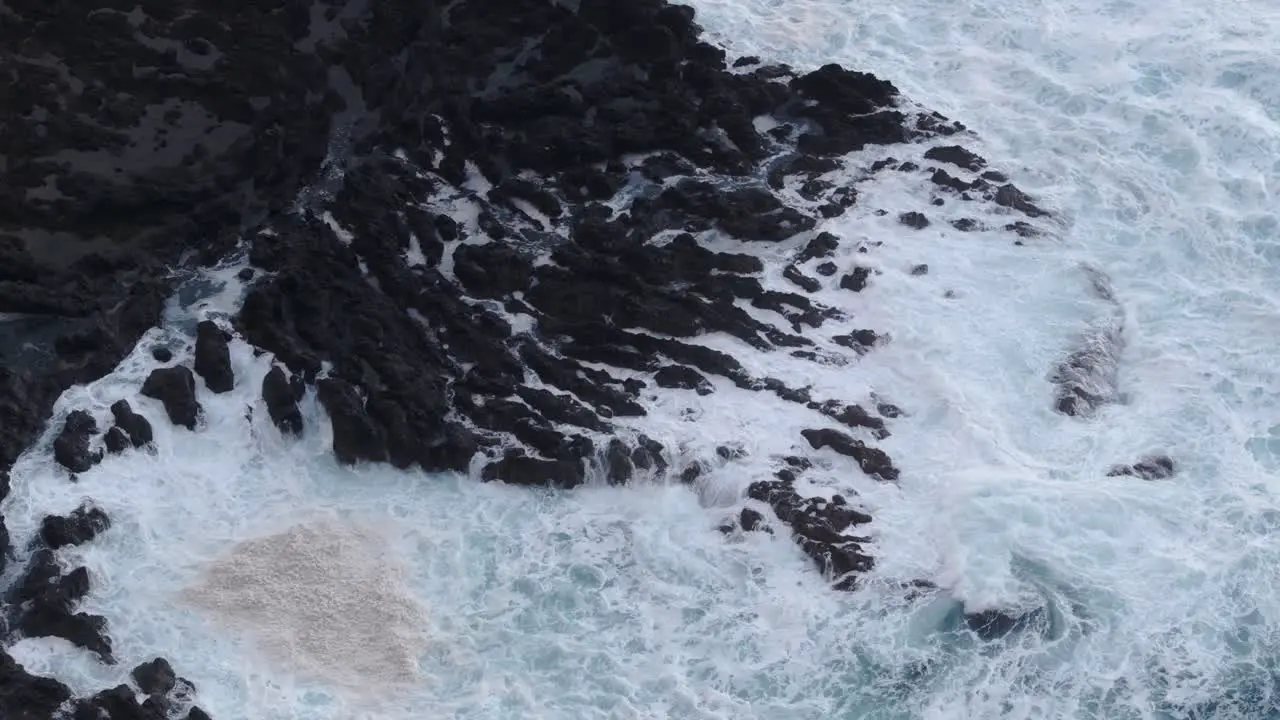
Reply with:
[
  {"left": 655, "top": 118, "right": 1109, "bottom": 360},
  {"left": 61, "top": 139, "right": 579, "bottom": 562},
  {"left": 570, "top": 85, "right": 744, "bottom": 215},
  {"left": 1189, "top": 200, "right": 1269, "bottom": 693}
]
[{"left": 1107, "top": 454, "right": 1176, "bottom": 480}]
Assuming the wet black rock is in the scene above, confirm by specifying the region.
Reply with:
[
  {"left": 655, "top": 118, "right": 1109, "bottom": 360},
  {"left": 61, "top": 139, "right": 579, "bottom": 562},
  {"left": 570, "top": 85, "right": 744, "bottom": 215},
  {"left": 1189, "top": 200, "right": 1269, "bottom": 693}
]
[
  {"left": 965, "top": 607, "right": 1046, "bottom": 641},
  {"left": 797, "top": 232, "right": 840, "bottom": 262},
  {"left": 317, "top": 378, "right": 387, "bottom": 466},
  {"left": 18, "top": 605, "right": 113, "bottom": 664},
  {"left": 840, "top": 267, "right": 872, "bottom": 292},
  {"left": 481, "top": 455, "right": 584, "bottom": 489},
  {"left": 816, "top": 261, "right": 838, "bottom": 276},
  {"left": 1107, "top": 454, "right": 1176, "bottom": 480},
  {"left": 924, "top": 145, "right": 987, "bottom": 172},
  {"left": 993, "top": 184, "right": 1048, "bottom": 218},
  {"left": 40, "top": 504, "right": 111, "bottom": 550},
  {"left": 603, "top": 439, "right": 635, "bottom": 485},
  {"left": 833, "top": 329, "right": 881, "bottom": 353},
  {"left": 141, "top": 366, "right": 202, "bottom": 430},
  {"left": 151, "top": 348, "right": 174, "bottom": 363},
  {"left": 131, "top": 658, "right": 177, "bottom": 696},
  {"left": 911, "top": 263, "right": 930, "bottom": 276},
  {"left": 800, "top": 428, "right": 899, "bottom": 480},
  {"left": 103, "top": 427, "right": 130, "bottom": 454},
  {"left": 262, "top": 366, "right": 304, "bottom": 436},
  {"left": 654, "top": 365, "right": 714, "bottom": 395},
  {"left": 783, "top": 264, "right": 821, "bottom": 292},
  {"left": 749, "top": 468, "right": 875, "bottom": 588},
  {"left": 951, "top": 218, "right": 982, "bottom": 232},
  {"left": 0, "top": 648, "right": 72, "bottom": 719},
  {"left": 53, "top": 410, "right": 102, "bottom": 474},
  {"left": 193, "top": 321, "right": 234, "bottom": 394},
  {"left": 899, "top": 211, "right": 931, "bottom": 229},
  {"left": 740, "top": 507, "right": 765, "bottom": 532},
  {"left": 111, "top": 400, "right": 153, "bottom": 448}
]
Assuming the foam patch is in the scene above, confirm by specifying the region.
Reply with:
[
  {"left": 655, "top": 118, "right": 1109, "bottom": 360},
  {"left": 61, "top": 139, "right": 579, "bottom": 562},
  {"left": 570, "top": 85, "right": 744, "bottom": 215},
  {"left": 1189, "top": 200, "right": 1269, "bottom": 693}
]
[{"left": 181, "top": 517, "right": 429, "bottom": 694}]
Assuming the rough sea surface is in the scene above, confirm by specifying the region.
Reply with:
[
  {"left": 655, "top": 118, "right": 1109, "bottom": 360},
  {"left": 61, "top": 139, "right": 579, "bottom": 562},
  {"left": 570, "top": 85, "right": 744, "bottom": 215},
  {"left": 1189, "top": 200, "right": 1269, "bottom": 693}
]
[{"left": 4, "top": 0, "right": 1280, "bottom": 718}]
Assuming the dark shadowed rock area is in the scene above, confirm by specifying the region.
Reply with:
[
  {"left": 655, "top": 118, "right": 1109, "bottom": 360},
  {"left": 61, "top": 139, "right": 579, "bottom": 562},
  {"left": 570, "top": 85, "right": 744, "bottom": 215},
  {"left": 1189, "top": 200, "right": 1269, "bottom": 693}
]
[{"left": 0, "top": 0, "right": 1051, "bottom": 715}]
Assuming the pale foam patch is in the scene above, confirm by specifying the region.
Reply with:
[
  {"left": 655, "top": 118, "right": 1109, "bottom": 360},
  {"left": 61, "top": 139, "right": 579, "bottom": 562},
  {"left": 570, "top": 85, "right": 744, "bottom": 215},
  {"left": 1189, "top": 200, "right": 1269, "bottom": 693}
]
[{"left": 179, "top": 517, "right": 430, "bottom": 697}]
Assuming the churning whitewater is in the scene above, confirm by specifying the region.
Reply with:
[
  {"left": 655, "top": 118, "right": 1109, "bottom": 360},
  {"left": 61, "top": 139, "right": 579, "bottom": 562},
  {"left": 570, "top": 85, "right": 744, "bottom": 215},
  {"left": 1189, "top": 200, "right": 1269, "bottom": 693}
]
[{"left": 2, "top": 0, "right": 1279, "bottom": 718}]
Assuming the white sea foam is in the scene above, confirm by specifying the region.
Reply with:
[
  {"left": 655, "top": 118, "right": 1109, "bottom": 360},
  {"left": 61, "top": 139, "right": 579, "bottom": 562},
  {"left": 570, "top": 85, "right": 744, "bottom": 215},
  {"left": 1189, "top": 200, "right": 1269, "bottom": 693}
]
[{"left": 4, "top": 1, "right": 1280, "bottom": 718}]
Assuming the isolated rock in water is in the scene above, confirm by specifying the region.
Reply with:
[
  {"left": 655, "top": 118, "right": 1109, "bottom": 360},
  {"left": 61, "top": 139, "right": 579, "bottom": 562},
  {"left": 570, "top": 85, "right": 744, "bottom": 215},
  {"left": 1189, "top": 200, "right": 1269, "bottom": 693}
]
[
  {"left": 110, "top": 399, "right": 153, "bottom": 447},
  {"left": 131, "top": 658, "right": 176, "bottom": 696},
  {"left": 899, "top": 211, "right": 930, "bottom": 229},
  {"left": 316, "top": 378, "right": 387, "bottom": 465},
  {"left": 194, "top": 320, "right": 234, "bottom": 393},
  {"left": 1107, "top": 454, "right": 1176, "bottom": 480},
  {"left": 262, "top": 366, "right": 304, "bottom": 435},
  {"left": 152, "top": 347, "right": 174, "bottom": 363},
  {"left": 40, "top": 504, "right": 111, "bottom": 549},
  {"left": 141, "top": 366, "right": 202, "bottom": 430},
  {"left": 800, "top": 428, "right": 899, "bottom": 480},
  {"left": 53, "top": 410, "right": 102, "bottom": 474},
  {"left": 1050, "top": 320, "right": 1124, "bottom": 418},
  {"left": 840, "top": 267, "right": 871, "bottom": 292},
  {"left": 103, "top": 426, "right": 130, "bottom": 454},
  {"left": 965, "top": 607, "right": 1045, "bottom": 641},
  {"left": 740, "top": 507, "right": 765, "bottom": 532}
]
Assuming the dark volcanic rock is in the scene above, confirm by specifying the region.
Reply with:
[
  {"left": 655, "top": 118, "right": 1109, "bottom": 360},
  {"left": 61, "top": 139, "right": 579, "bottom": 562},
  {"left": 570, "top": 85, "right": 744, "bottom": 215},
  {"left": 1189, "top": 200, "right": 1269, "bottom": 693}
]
[
  {"left": 481, "top": 455, "right": 584, "bottom": 489},
  {"left": 1107, "top": 454, "right": 1176, "bottom": 480},
  {"left": 654, "top": 365, "right": 714, "bottom": 395},
  {"left": 262, "top": 366, "right": 304, "bottom": 436},
  {"left": 801, "top": 428, "right": 898, "bottom": 480},
  {"left": 966, "top": 607, "right": 1046, "bottom": 641},
  {"left": 1, "top": 648, "right": 72, "bottom": 720},
  {"left": 103, "top": 427, "right": 130, "bottom": 454},
  {"left": 316, "top": 378, "right": 386, "bottom": 466},
  {"left": 53, "top": 410, "right": 102, "bottom": 474},
  {"left": 131, "top": 658, "right": 177, "bottom": 696},
  {"left": 749, "top": 468, "right": 875, "bottom": 588},
  {"left": 840, "top": 267, "right": 872, "bottom": 292},
  {"left": 141, "top": 366, "right": 202, "bottom": 430},
  {"left": 899, "top": 211, "right": 931, "bottom": 229},
  {"left": 110, "top": 400, "right": 153, "bottom": 448},
  {"left": 40, "top": 504, "right": 111, "bottom": 549},
  {"left": 924, "top": 145, "right": 987, "bottom": 172},
  {"left": 783, "top": 264, "right": 821, "bottom": 292},
  {"left": 193, "top": 321, "right": 234, "bottom": 394}
]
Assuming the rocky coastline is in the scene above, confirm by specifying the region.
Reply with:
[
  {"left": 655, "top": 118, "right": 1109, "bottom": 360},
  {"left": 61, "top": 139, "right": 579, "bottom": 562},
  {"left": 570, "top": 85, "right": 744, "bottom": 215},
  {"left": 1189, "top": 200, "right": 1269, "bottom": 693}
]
[{"left": 1, "top": 0, "right": 1053, "bottom": 716}]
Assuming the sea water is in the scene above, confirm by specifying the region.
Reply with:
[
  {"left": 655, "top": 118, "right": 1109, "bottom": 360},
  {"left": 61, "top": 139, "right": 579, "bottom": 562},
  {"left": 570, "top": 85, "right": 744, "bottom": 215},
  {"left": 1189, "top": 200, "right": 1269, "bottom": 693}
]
[{"left": 5, "top": 0, "right": 1280, "bottom": 718}]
